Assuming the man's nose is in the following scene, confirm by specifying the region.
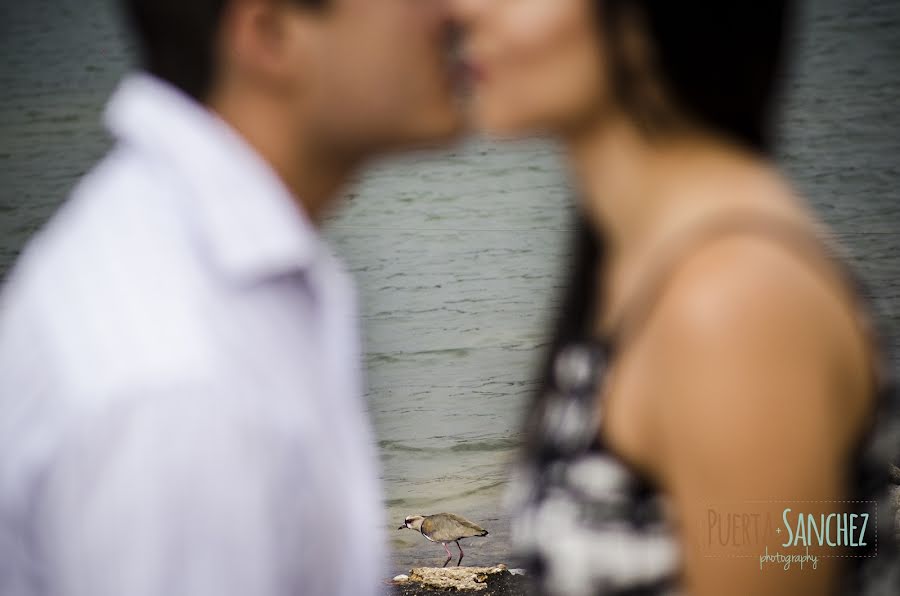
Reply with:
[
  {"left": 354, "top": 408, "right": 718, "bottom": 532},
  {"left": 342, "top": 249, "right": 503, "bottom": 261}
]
[
  {"left": 446, "top": 0, "right": 484, "bottom": 24},
  {"left": 421, "top": 0, "right": 450, "bottom": 18}
]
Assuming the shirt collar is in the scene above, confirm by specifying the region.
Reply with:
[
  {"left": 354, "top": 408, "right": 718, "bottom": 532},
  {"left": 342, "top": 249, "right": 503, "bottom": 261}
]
[{"left": 104, "top": 72, "right": 321, "bottom": 284}]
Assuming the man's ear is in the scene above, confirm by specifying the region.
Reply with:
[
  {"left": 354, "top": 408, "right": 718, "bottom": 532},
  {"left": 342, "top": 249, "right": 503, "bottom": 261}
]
[{"left": 218, "top": 0, "right": 319, "bottom": 90}]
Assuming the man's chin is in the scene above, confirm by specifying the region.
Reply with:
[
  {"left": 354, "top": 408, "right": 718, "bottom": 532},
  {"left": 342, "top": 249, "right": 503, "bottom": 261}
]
[
  {"left": 383, "top": 108, "right": 467, "bottom": 152},
  {"left": 422, "top": 110, "right": 468, "bottom": 145}
]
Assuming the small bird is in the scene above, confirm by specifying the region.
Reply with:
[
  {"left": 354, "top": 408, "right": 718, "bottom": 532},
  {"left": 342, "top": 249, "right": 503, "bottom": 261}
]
[{"left": 398, "top": 513, "right": 489, "bottom": 567}]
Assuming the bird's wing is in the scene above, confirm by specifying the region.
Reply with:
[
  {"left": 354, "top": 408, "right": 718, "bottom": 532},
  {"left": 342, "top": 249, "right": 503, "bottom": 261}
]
[
  {"left": 440, "top": 513, "right": 487, "bottom": 537},
  {"left": 420, "top": 516, "right": 445, "bottom": 542}
]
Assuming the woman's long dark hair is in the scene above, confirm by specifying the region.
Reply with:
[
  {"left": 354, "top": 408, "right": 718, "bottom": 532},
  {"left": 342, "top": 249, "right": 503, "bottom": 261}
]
[{"left": 531, "top": 2, "right": 794, "bottom": 433}]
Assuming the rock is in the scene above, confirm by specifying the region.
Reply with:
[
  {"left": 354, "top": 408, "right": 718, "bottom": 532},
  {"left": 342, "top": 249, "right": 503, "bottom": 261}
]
[
  {"left": 390, "top": 565, "right": 528, "bottom": 595},
  {"left": 891, "top": 483, "right": 900, "bottom": 540},
  {"left": 889, "top": 464, "right": 900, "bottom": 485},
  {"left": 408, "top": 566, "right": 505, "bottom": 591},
  {"left": 392, "top": 574, "right": 409, "bottom": 583}
]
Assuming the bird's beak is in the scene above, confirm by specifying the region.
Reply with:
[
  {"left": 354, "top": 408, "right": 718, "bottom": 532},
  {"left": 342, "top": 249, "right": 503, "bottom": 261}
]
[{"left": 398, "top": 524, "right": 406, "bottom": 530}]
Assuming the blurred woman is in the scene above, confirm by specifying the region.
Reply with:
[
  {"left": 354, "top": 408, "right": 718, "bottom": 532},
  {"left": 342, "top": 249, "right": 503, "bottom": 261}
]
[{"left": 453, "top": 2, "right": 899, "bottom": 595}]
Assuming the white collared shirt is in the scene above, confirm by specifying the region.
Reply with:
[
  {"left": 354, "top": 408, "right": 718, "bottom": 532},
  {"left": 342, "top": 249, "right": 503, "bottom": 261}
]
[{"left": 0, "top": 73, "right": 386, "bottom": 596}]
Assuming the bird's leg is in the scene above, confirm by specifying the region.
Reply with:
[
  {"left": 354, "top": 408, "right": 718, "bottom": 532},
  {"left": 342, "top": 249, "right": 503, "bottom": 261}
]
[
  {"left": 456, "top": 540, "right": 464, "bottom": 566},
  {"left": 442, "top": 543, "right": 453, "bottom": 568}
]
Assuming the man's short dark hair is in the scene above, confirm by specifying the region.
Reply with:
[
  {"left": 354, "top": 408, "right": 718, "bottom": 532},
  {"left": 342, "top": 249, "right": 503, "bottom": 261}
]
[{"left": 122, "top": 0, "right": 326, "bottom": 101}]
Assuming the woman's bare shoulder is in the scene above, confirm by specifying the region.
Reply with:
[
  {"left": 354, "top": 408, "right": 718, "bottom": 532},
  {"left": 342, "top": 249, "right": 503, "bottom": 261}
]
[{"left": 638, "top": 226, "right": 874, "bottom": 458}]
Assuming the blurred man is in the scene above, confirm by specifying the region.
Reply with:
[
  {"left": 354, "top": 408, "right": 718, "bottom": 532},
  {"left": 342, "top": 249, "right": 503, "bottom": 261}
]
[{"left": 0, "top": 1, "right": 461, "bottom": 595}]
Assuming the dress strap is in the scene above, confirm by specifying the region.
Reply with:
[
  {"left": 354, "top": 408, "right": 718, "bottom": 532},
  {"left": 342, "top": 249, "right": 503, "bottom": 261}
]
[{"left": 605, "top": 208, "right": 888, "bottom": 390}]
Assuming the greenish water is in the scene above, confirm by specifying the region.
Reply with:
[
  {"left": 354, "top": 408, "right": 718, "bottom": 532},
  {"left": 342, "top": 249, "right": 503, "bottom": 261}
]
[{"left": 1, "top": 0, "right": 898, "bottom": 576}]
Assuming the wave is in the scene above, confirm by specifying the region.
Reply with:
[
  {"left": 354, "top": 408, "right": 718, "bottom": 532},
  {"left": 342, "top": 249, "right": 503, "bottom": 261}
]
[
  {"left": 367, "top": 346, "right": 474, "bottom": 363},
  {"left": 449, "top": 437, "right": 521, "bottom": 453},
  {"left": 384, "top": 479, "right": 509, "bottom": 509},
  {"left": 378, "top": 437, "right": 520, "bottom": 454}
]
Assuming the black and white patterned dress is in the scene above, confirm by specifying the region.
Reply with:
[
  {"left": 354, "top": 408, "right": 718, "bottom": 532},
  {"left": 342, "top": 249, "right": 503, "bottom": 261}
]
[{"left": 506, "top": 214, "right": 900, "bottom": 596}]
